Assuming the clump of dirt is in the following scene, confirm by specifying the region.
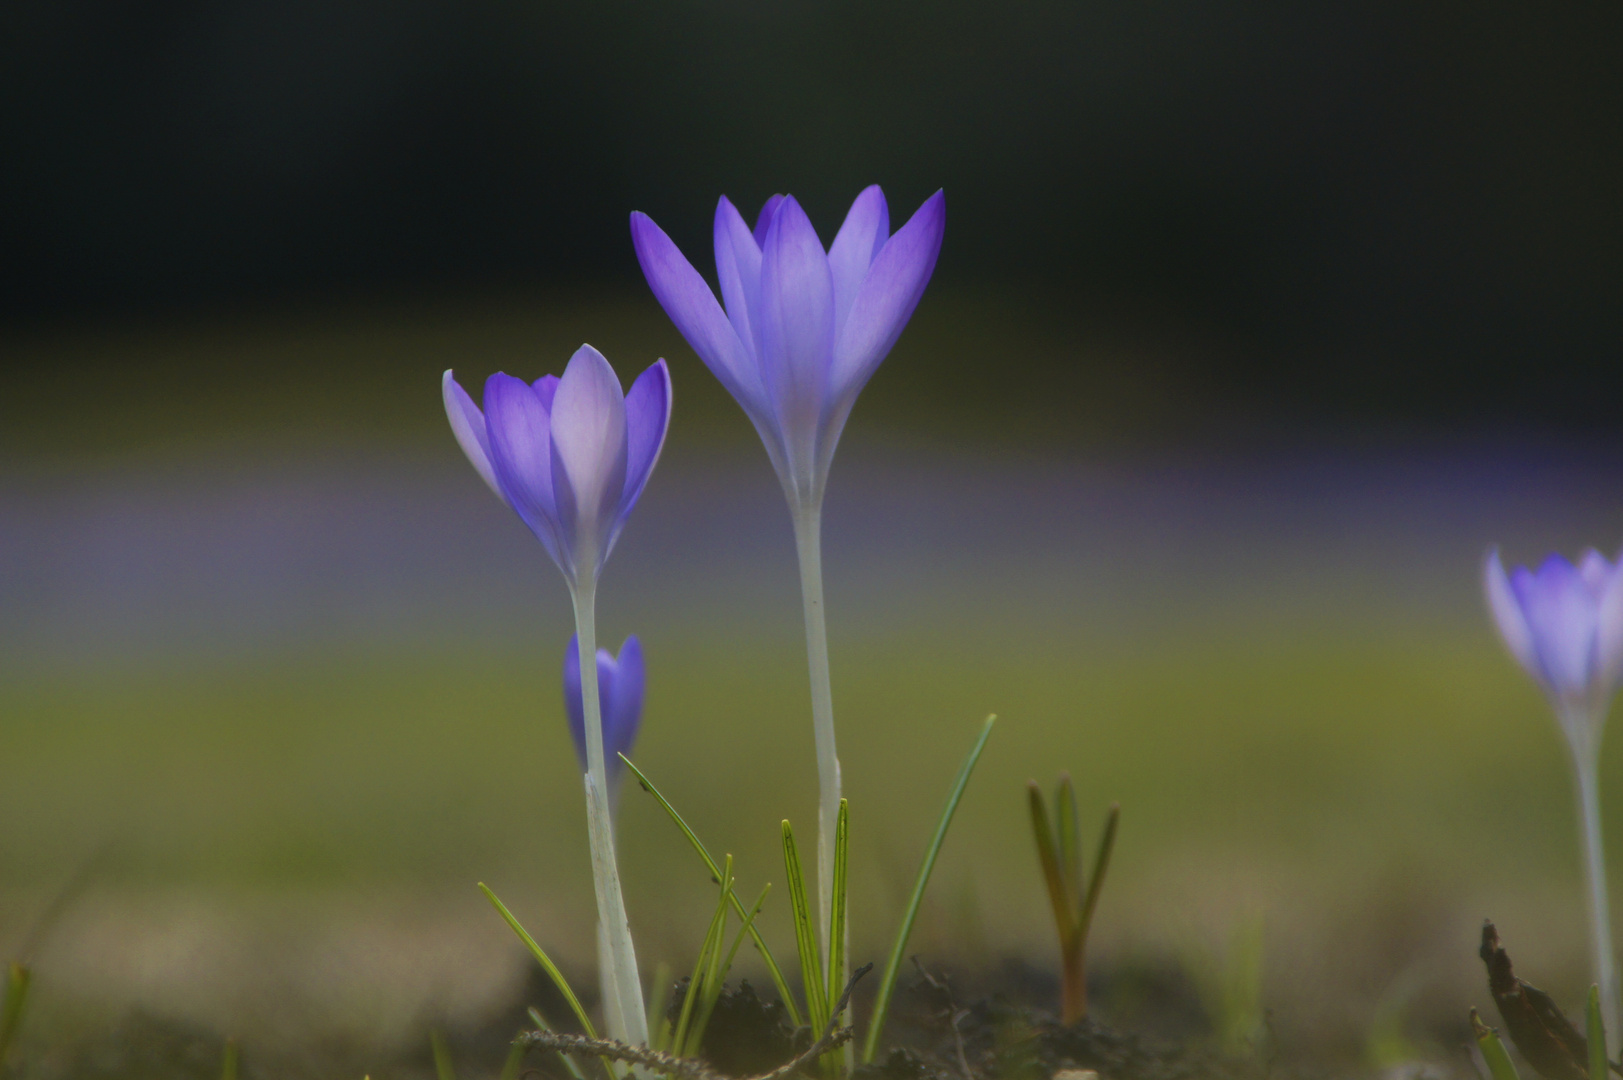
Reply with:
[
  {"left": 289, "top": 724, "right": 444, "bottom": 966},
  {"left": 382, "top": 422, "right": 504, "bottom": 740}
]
[{"left": 688, "top": 980, "right": 806, "bottom": 1077}]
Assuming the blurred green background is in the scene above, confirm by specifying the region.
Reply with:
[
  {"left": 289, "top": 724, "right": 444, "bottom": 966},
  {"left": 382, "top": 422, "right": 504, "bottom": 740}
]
[{"left": 2, "top": 0, "right": 1622, "bottom": 1070}]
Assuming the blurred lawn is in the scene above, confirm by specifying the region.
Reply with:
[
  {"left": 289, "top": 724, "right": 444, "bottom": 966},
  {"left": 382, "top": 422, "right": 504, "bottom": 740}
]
[{"left": 2, "top": 291, "right": 1621, "bottom": 1057}]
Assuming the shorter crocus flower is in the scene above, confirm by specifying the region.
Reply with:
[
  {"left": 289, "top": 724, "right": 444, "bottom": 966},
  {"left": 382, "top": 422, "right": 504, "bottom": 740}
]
[
  {"left": 1485, "top": 546, "right": 1623, "bottom": 1046},
  {"left": 564, "top": 634, "right": 645, "bottom": 805},
  {"left": 443, "top": 343, "right": 670, "bottom": 1047}
]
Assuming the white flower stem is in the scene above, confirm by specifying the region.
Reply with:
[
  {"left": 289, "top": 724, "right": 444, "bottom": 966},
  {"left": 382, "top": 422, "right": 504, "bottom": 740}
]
[
  {"left": 572, "top": 578, "right": 649, "bottom": 1048},
  {"left": 791, "top": 500, "right": 843, "bottom": 982},
  {"left": 1572, "top": 743, "right": 1618, "bottom": 1055}
]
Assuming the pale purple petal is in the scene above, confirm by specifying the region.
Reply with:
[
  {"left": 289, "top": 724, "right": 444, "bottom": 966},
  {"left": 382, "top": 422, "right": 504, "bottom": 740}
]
[
  {"left": 714, "top": 196, "right": 765, "bottom": 364},
  {"left": 1485, "top": 548, "right": 1539, "bottom": 680},
  {"left": 442, "top": 370, "right": 501, "bottom": 499},
  {"left": 753, "top": 194, "right": 785, "bottom": 247},
  {"left": 1595, "top": 556, "right": 1623, "bottom": 694},
  {"left": 549, "top": 345, "right": 628, "bottom": 567},
  {"left": 830, "top": 189, "right": 946, "bottom": 401},
  {"left": 631, "top": 211, "right": 763, "bottom": 412},
  {"left": 617, "top": 359, "right": 673, "bottom": 527},
  {"left": 827, "top": 185, "right": 890, "bottom": 333},
  {"left": 758, "top": 196, "right": 836, "bottom": 469},
  {"left": 483, "top": 372, "right": 565, "bottom": 566},
  {"left": 1515, "top": 555, "right": 1599, "bottom": 696},
  {"left": 1580, "top": 548, "right": 1613, "bottom": 594}
]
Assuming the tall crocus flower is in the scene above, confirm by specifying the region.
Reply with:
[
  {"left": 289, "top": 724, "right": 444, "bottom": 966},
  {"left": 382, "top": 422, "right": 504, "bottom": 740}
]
[
  {"left": 1485, "top": 546, "right": 1623, "bottom": 1046},
  {"left": 564, "top": 634, "right": 645, "bottom": 808},
  {"left": 631, "top": 186, "right": 945, "bottom": 955},
  {"left": 443, "top": 345, "right": 672, "bottom": 1047}
]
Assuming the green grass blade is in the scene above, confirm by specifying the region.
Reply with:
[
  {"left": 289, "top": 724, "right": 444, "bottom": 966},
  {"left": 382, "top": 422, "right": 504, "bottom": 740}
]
[
  {"left": 1472, "top": 1009, "right": 1523, "bottom": 1080},
  {"left": 479, "top": 883, "right": 597, "bottom": 1040},
  {"left": 677, "top": 855, "right": 734, "bottom": 1058},
  {"left": 863, "top": 714, "right": 997, "bottom": 1064},
  {"left": 1588, "top": 985, "right": 1607, "bottom": 1080},
  {"left": 220, "top": 1037, "right": 239, "bottom": 1080},
  {"left": 689, "top": 883, "right": 770, "bottom": 1058},
  {"left": 1055, "top": 773, "right": 1082, "bottom": 914},
  {"left": 783, "top": 819, "right": 829, "bottom": 1034},
  {"left": 1027, "top": 781, "right": 1072, "bottom": 945},
  {"left": 528, "top": 1007, "right": 589, "bottom": 1080},
  {"left": 431, "top": 1029, "right": 457, "bottom": 1080},
  {"left": 646, "top": 961, "right": 674, "bottom": 1051},
  {"left": 1077, "top": 803, "right": 1120, "bottom": 939},
  {"left": 826, "top": 799, "right": 850, "bottom": 1011},
  {"left": 0, "top": 962, "right": 30, "bottom": 1066},
  {"left": 620, "top": 754, "right": 802, "bottom": 1027},
  {"left": 499, "top": 1041, "right": 527, "bottom": 1080}
]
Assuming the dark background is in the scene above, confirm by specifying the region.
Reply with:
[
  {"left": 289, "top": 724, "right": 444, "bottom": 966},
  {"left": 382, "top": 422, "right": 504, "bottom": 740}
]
[{"left": 2, "top": 0, "right": 1619, "bottom": 429}]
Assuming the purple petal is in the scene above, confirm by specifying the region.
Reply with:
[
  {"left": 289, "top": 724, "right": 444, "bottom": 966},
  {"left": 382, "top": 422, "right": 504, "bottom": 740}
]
[
  {"left": 631, "top": 211, "right": 764, "bottom": 413},
  {"left": 533, "top": 374, "right": 561, "bottom": 411},
  {"left": 617, "top": 360, "right": 672, "bottom": 528},
  {"left": 1515, "top": 554, "right": 1600, "bottom": 696},
  {"left": 549, "top": 345, "right": 628, "bottom": 568},
  {"left": 1485, "top": 548, "right": 1539, "bottom": 680},
  {"left": 830, "top": 189, "right": 946, "bottom": 402},
  {"left": 1594, "top": 555, "right": 1623, "bottom": 694},
  {"left": 714, "top": 196, "right": 765, "bottom": 363},
  {"left": 758, "top": 196, "right": 836, "bottom": 467},
  {"left": 442, "top": 370, "right": 502, "bottom": 498},
  {"left": 753, "top": 194, "right": 785, "bottom": 247},
  {"left": 605, "top": 635, "right": 645, "bottom": 767},
  {"left": 827, "top": 185, "right": 890, "bottom": 334},
  {"left": 483, "top": 372, "right": 565, "bottom": 566}
]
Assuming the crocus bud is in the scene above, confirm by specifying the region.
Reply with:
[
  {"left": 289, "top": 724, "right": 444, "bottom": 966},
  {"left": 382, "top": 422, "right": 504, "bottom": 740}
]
[{"left": 563, "top": 635, "right": 645, "bottom": 799}]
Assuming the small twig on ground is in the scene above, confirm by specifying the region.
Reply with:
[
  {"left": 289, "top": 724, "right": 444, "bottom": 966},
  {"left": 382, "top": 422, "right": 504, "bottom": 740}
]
[
  {"left": 910, "top": 958, "right": 974, "bottom": 1080},
  {"left": 518, "top": 964, "right": 873, "bottom": 1080}
]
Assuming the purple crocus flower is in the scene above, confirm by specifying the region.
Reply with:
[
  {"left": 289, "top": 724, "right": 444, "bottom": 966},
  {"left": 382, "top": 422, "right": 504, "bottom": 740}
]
[
  {"left": 1485, "top": 547, "right": 1623, "bottom": 747},
  {"left": 442, "top": 344, "right": 672, "bottom": 583},
  {"left": 442, "top": 342, "right": 668, "bottom": 1046},
  {"left": 564, "top": 634, "right": 644, "bottom": 800},
  {"left": 1484, "top": 545, "right": 1623, "bottom": 1042},
  {"left": 630, "top": 186, "right": 944, "bottom": 501}
]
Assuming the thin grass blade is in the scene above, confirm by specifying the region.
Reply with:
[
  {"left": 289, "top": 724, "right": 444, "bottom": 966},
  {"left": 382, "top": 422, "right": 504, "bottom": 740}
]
[
  {"left": 826, "top": 799, "right": 850, "bottom": 1010},
  {"left": 1055, "top": 774, "right": 1082, "bottom": 914},
  {"left": 1027, "top": 781, "right": 1072, "bottom": 945},
  {"left": 864, "top": 715, "right": 996, "bottom": 1064},
  {"left": 431, "top": 1030, "right": 457, "bottom": 1080},
  {"left": 1588, "top": 985, "right": 1607, "bottom": 1080},
  {"left": 1077, "top": 803, "right": 1119, "bottom": 939},
  {"left": 1472, "top": 1009, "right": 1523, "bottom": 1080},
  {"left": 480, "top": 883, "right": 597, "bottom": 1039},
  {"left": 220, "top": 1037, "right": 239, "bottom": 1080},
  {"left": 783, "top": 819, "right": 829, "bottom": 1034},
  {"left": 528, "top": 1007, "right": 589, "bottom": 1080},
  {"left": 0, "top": 962, "right": 30, "bottom": 1066},
  {"left": 499, "top": 1041, "right": 527, "bottom": 1080},
  {"left": 675, "top": 855, "right": 732, "bottom": 1057},
  {"left": 621, "top": 754, "right": 802, "bottom": 1027},
  {"left": 689, "top": 883, "right": 771, "bottom": 1057},
  {"left": 646, "top": 961, "right": 674, "bottom": 1051}
]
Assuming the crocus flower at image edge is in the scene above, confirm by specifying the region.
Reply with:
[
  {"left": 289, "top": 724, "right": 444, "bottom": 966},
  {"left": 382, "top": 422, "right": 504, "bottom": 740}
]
[
  {"left": 630, "top": 186, "right": 944, "bottom": 502},
  {"left": 1484, "top": 545, "right": 1623, "bottom": 1045}
]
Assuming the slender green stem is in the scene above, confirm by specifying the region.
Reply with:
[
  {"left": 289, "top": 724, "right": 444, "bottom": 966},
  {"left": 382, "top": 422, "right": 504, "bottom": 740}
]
[
  {"left": 572, "top": 578, "right": 649, "bottom": 1047},
  {"left": 1572, "top": 743, "right": 1617, "bottom": 1057},
  {"left": 790, "top": 499, "right": 842, "bottom": 983}
]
